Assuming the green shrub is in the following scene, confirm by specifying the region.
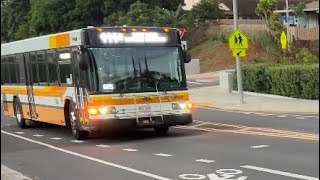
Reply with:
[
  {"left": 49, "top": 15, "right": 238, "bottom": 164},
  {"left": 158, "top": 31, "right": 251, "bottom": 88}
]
[
  {"left": 295, "top": 48, "right": 319, "bottom": 64},
  {"left": 233, "top": 64, "right": 319, "bottom": 99}
]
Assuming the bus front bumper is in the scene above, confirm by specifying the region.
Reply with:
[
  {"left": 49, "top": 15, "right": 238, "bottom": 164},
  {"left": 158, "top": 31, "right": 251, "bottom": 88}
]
[{"left": 81, "top": 114, "right": 192, "bottom": 131}]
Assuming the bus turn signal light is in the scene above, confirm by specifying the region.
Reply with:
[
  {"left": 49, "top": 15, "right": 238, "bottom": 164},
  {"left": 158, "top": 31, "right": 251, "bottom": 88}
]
[
  {"left": 88, "top": 108, "right": 98, "bottom": 115},
  {"left": 163, "top": 28, "right": 170, "bottom": 33}
]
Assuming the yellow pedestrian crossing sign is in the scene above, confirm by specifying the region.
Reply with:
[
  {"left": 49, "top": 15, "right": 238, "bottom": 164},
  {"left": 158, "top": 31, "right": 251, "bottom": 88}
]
[
  {"left": 228, "top": 28, "right": 249, "bottom": 50},
  {"left": 280, "top": 31, "right": 287, "bottom": 49},
  {"left": 232, "top": 49, "right": 246, "bottom": 57}
]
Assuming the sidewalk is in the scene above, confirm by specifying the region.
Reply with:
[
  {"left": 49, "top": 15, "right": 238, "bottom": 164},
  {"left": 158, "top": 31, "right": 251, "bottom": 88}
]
[
  {"left": 187, "top": 72, "right": 319, "bottom": 114},
  {"left": 1, "top": 165, "right": 32, "bottom": 180}
]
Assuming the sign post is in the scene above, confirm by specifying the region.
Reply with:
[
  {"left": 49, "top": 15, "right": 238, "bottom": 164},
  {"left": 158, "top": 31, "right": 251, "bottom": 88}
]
[{"left": 231, "top": 0, "right": 245, "bottom": 104}]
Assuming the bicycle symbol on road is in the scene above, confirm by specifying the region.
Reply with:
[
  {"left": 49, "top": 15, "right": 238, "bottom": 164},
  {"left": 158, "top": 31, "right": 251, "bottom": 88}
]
[{"left": 179, "top": 169, "right": 247, "bottom": 180}]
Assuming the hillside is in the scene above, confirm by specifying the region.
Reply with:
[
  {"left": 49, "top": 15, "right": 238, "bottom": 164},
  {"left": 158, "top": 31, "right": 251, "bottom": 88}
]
[{"left": 189, "top": 39, "right": 264, "bottom": 73}]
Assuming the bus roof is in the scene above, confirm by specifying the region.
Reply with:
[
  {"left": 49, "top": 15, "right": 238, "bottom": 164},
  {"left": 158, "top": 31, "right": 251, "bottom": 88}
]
[
  {"left": 1, "top": 26, "right": 179, "bottom": 56},
  {"left": 1, "top": 29, "right": 83, "bottom": 56}
]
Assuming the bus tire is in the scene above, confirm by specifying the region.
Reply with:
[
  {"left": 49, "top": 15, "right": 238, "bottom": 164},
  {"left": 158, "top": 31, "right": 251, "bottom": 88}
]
[
  {"left": 68, "top": 102, "right": 88, "bottom": 140},
  {"left": 13, "top": 98, "right": 27, "bottom": 129},
  {"left": 154, "top": 126, "right": 169, "bottom": 133}
]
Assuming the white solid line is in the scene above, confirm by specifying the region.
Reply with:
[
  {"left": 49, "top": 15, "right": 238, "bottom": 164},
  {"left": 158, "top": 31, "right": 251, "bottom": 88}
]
[
  {"left": 241, "top": 165, "right": 319, "bottom": 180},
  {"left": 32, "top": 134, "right": 44, "bottom": 137},
  {"left": 195, "top": 159, "right": 215, "bottom": 163},
  {"left": 14, "top": 132, "right": 25, "bottom": 134},
  {"left": 187, "top": 81, "right": 202, "bottom": 85},
  {"left": 296, "top": 117, "right": 306, "bottom": 119},
  {"left": 154, "top": 153, "right": 172, "bottom": 157},
  {"left": 1, "top": 130, "right": 171, "bottom": 180},
  {"left": 123, "top": 148, "right": 138, "bottom": 152},
  {"left": 250, "top": 145, "right": 270, "bottom": 149},
  {"left": 260, "top": 114, "right": 274, "bottom": 116},
  {"left": 50, "top": 137, "right": 62, "bottom": 140},
  {"left": 71, "top": 140, "right": 84, "bottom": 143},
  {"left": 254, "top": 112, "right": 265, "bottom": 115},
  {"left": 96, "top": 144, "right": 110, "bottom": 148}
]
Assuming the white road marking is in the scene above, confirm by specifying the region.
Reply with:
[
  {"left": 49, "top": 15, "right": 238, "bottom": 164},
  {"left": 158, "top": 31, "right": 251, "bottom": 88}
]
[
  {"left": 296, "top": 117, "right": 306, "bottom": 119},
  {"left": 241, "top": 165, "right": 319, "bottom": 180},
  {"left": 123, "top": 148, "right": 138, "bottom": 152},
  {"left": 254, "top": 112, "right": 264, "bottom": 115},
  {"left": 187, "top": 81, "right": 202, "bottom": 85},
  {"left": 277, "top": 115, "right": 287, "bottom": 118},
  {"left": 96, "top": 144, "right": 110, "bottom": 148},
  {"left": 50, "top": 137, "right": 62, "bottom": 140},
  {"left": 195, "top": 159, "right": 215, "bottom": 163},
  {"left": 179, "top": 174, "right": 206, "bottom": 180},
  {"left": 304, "top": 116, "right": 317, "bottom": 118},
  {"left": 154, "top": 153, "right": 172, "bottom": 157},
  {"left": 71, "top": 140, "right": 84, "bottom": 143},
  {"left": 260, "top": 114, "right": 274, "bottom": 116},
  {"left": 14, "top": 132, "right": 25, "bottom": 134},
  {"left": 32, "top": 134, "right": 44, "bottom": 137},
  {"left": 250, "top": 145, "right": 270, "bottom": 149},
  {"left": 1, "top": 130, "right": 172, "bottom": 180},
  {"left": 243, "top": 112, "right": 252, "bottom": 114}
]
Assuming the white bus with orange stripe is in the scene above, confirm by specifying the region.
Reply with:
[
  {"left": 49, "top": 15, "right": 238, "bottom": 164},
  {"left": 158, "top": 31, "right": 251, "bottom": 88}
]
[{"left": 1, "top": 26, "right": 193, "bottom": 139}]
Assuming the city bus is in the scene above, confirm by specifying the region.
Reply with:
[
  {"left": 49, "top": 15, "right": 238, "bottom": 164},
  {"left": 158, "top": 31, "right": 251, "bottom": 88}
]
[{"left": 1, "top": 26, "right": 193, "bottom": 139}]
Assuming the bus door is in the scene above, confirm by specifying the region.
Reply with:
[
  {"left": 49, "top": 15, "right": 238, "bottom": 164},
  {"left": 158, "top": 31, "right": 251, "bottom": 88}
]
[
  {"left": 23, "top": 53, "right": 37, "bottom": 119},
  {"left": 71, "top": 49, "right": 86, "bottom": 123}
]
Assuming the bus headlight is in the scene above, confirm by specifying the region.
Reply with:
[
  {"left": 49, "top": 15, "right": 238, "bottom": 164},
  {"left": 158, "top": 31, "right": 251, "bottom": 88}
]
[
  {"left": 99, "top": 107, "right": 116, "bottom": 115},
  {"left": 88, "top": 107, "right": 116, "bottom": 115},
  {"left": 172, "top": 102, "right": 193, "bottom": 110}
]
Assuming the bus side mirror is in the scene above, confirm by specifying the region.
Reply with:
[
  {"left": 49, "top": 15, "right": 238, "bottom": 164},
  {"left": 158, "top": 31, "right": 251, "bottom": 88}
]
[
  {"left": 183, "top": 51, "right": 192, "bottom": 63},
  {"left": 79, "top": 52, "right": 89, "bottom": 71}
]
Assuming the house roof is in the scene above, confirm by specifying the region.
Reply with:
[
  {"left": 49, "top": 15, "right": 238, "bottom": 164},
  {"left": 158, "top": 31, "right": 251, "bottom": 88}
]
[
  {"left": 183, "top": 0, "right": 317, "bottom": 15},
  {"left": 274, "top": 0, "right": 319, "bottom": 13},
  {"left": 219, "top": 0, "right": 315, "bottom": 17}
]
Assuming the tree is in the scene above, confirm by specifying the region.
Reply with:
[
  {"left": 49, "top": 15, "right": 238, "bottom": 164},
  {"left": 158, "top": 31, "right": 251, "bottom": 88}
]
[
  {"left": 255, "top": 0, "right": 278, "bottom": 27},
  {"left": 116, "top": 1, "right": 182, "bottom": 27},
  {"left": 1, "top": 0, "right": 31, "bottom": 41},
  {"left": 188, "top": 0, "right": 224, "bottom": 27},
  {"left": 290, "top": 2, "right": 306, "bottom": 18}
]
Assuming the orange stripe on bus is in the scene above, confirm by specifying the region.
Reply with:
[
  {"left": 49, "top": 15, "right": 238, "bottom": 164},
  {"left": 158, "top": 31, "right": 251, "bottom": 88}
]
[
  {"left": 1, "top": 86, "right": 67, "bottom": 97},
  {"left": 88, "top": 92, "right": 189, "bottom": 106},
  {"left": 49, "top": 33, "right": 70, "bottom": 48}
]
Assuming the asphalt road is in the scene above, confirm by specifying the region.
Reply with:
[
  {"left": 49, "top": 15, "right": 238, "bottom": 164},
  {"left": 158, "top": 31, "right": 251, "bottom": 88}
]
[{"left": 1, "top": 107, "right": 319, "bottom": 180}]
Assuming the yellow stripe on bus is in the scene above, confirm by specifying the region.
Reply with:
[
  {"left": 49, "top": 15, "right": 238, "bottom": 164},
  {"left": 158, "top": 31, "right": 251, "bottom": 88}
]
[
  {"left": 89, "top": 92, "right": 189, "bottom": 106},
  {"left": 1, "top": 86, "right": 67, "bottom": 97}
]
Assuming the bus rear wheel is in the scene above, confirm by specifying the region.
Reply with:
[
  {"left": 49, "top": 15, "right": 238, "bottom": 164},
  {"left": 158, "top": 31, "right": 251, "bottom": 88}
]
[
  {"left": 69, "top": 103, "right": 88, "bottom": 140},
  {"left": 13, "top": 99, "right": 27, "bottom": 129},
  {"left": 154, "top": 126, "right": 169, "bottom": 133}
]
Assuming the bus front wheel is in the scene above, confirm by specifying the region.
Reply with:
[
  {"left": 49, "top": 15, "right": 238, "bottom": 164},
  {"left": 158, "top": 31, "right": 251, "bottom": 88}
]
[
  {"left": 69, "top": 103, "right": 88, "bottom": 140},
  {"left": 13, "top": 99, "right": 27, "bottom": 129}
]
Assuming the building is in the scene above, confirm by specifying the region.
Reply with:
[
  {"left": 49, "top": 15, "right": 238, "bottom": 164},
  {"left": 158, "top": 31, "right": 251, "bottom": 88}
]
[
  {"left": 184, "top": 0, "right": 315, "bottom": 20},
  {"left": 275, "top": 0, "right": 319, "bottom": 28}
]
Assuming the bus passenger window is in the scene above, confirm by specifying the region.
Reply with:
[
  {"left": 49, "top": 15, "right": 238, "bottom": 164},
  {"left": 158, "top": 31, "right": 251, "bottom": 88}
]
[
  {"left": 8, "top": 64, "right": 17, "bottom": 84},
  {"left": 37, "top": 53, "right": 48, "bottom": 85},
  {"left": 1, "top": 57, "right": 9, "bottom": 84},
  {"left": 15, "top": 54, "right": 26, "bottom": 84},
  {"left": 30, "top": 53, "right": 39, "bottom": 85},
  {"left": 58, "top": 52, "right": 72, "bottom": 85},
  {"left": 47, "top": 52, "right": 59, "bottom": 84}
]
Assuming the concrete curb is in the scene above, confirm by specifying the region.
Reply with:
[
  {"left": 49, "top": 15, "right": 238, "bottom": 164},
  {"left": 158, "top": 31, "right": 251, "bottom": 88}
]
[
  {"left": 194, "top": 101, "right": 319, "bottom": 114},
  {"left": 232, "top": 91, "right": 300, "bottom": 100}
]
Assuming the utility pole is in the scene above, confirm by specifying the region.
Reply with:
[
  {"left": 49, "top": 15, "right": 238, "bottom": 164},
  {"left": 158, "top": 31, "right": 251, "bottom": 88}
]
[
  {"left": 286, "top": 0, "right": 290, "bottom": 46},
  {"left": 232, "top": 0, "right": 244, "bottom": 104}
]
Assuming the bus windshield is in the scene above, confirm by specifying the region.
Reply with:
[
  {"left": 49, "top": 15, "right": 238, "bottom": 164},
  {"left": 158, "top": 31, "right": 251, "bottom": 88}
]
[{"left": 89, "top": 47, "right": 186, "bottom": 93}]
